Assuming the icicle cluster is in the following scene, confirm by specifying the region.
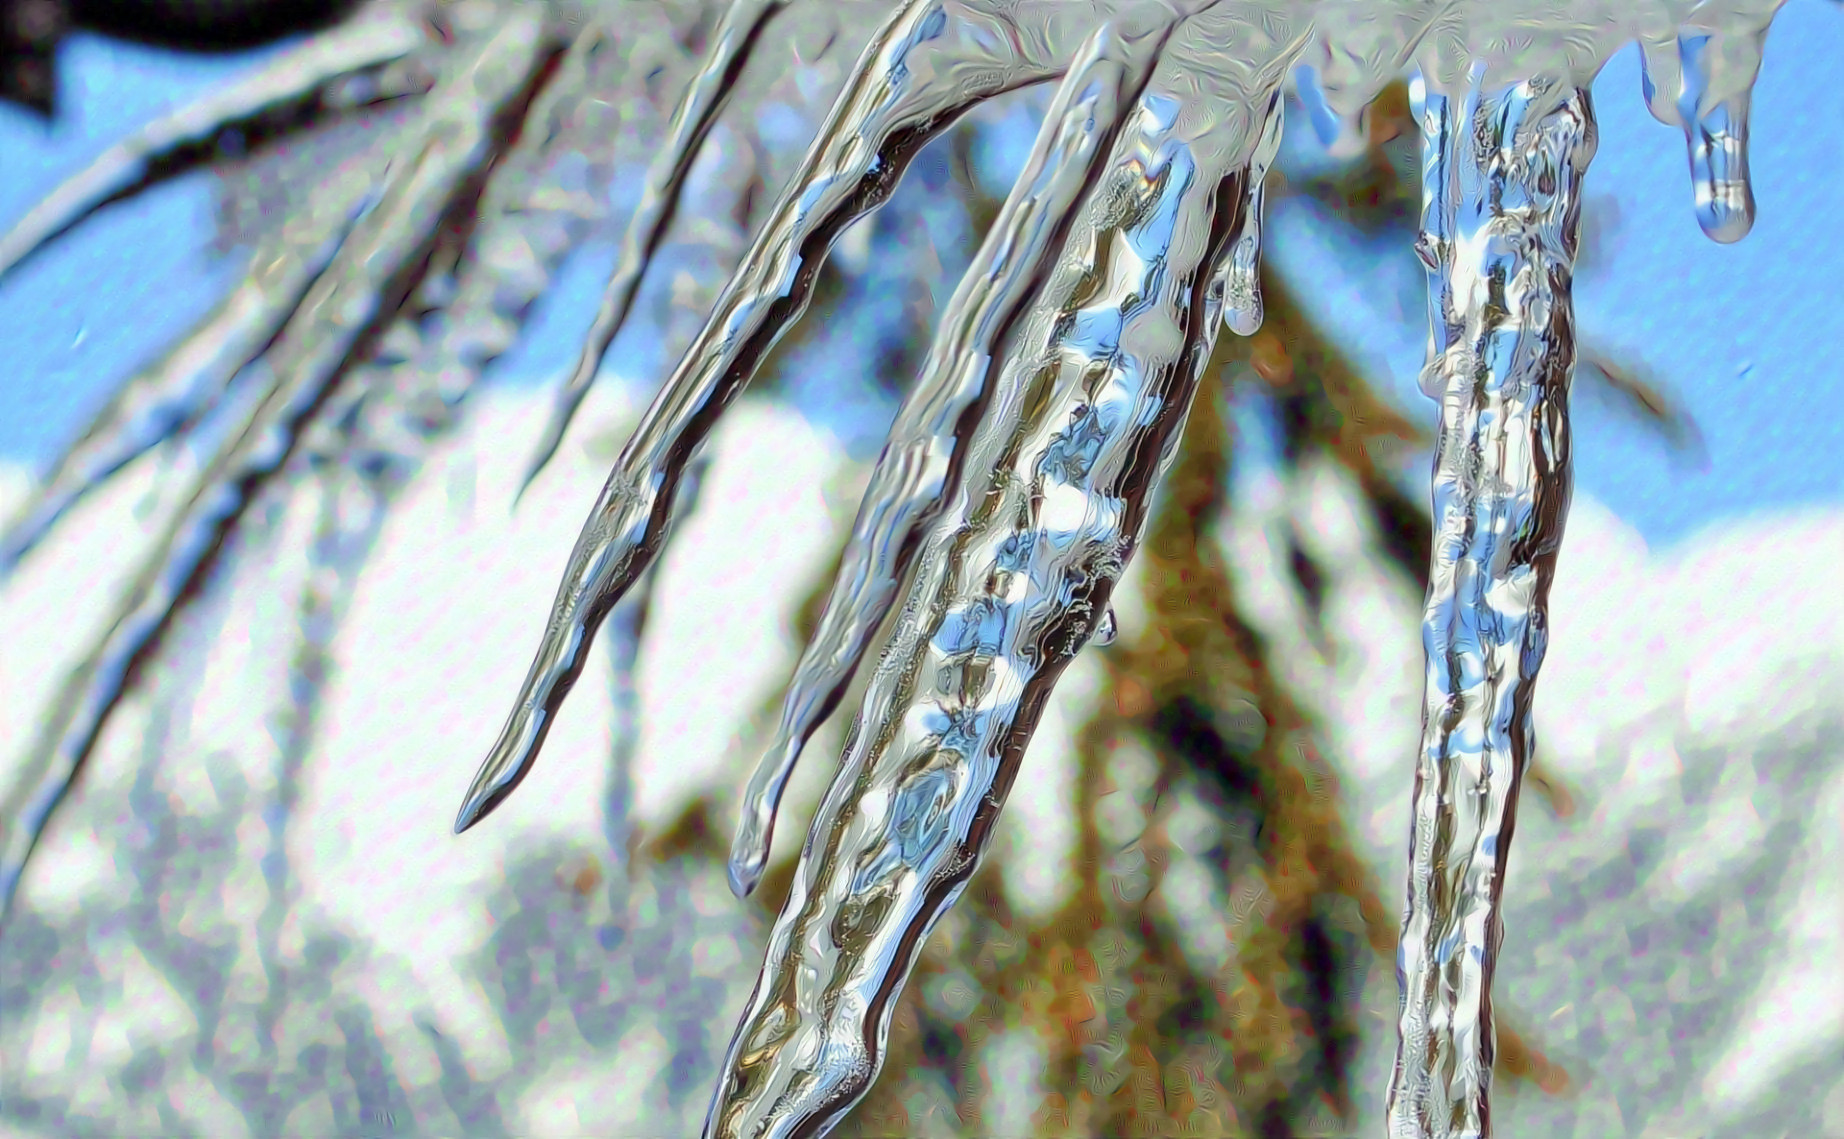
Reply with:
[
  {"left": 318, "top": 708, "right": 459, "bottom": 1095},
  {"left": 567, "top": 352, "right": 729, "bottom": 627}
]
[{"left": 0, "top": 0, "right": 1795, "bottom": 1135}]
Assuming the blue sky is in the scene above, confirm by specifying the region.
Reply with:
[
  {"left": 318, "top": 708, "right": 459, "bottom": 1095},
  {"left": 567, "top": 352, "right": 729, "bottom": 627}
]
[
  {"left": 1263, "top": 0, "right": 1844, "bottom": 550},
  {"left": 1, "top": 1, "right": 1840, "bottom": 552}
]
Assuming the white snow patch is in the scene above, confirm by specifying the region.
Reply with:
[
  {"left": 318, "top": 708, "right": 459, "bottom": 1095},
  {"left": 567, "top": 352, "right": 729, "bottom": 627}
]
[{"left": 1224, "top": 457, "right": 1844, "bottom": 1134}]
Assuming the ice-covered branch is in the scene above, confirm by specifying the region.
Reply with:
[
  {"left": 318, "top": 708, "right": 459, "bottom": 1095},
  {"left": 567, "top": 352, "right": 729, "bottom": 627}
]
[{"left": 0, "top": 6, "right": 427, "bottom": 281}]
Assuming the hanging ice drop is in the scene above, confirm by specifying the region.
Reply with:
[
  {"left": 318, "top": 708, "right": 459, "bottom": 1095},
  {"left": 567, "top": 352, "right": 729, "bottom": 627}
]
[
  {"left": 1638, "top": 9, "right": 1780, "bottom": 244},
  {"left": 1220, "top": 89, "right": 1282, "bottom": 336},
  {"left": 1673, "top": 29, "right": 1762, "bottom": 243}
]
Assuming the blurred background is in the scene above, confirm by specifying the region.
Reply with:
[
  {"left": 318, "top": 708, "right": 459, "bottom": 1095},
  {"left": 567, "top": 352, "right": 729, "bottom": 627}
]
[{"left": 1, "top": 1, "right": 1841, "bottom": 1135}]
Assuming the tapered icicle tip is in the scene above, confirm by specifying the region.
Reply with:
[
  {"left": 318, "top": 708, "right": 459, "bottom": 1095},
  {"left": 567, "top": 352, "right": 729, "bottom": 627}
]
[
  {"left": 453, "top": 792, "right": 491, "bottom": 835},
  {"left": 726, "top": 805, "right": 770, "bottom": 898},
  {"left": 727, "top": 732, "right": 802, "bottom": 898},
  {"left": 509, "top": 463, "right": 541, "bottom": 513},
  {"left": 453, "top": 773, "right": 511, "bottom": 835},
  {"left": 726, "top": 840, "right": 765, "bottom": 900},
  {"left": 515, "top": 395, "right": 573, "bottom": 505},
  {"left": 453, "top": 713, "right": 545, "bottom": 834}
]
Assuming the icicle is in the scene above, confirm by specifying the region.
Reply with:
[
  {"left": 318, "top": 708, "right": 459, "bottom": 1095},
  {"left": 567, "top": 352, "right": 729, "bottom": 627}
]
[
  {"left": 1672, "top": 27, "right": 1767, "bottom": 244},
  {"left": 0, "top": 13, "right": 553, "bottom": 925},
  {"left": 1220, "top": 93, "right": 1284, "bottom": 336},
  {"left": 1386, "top": 66, "right": 1597, "bottom": 1139},
  {"left": 1636, "top": 7, "right": 1780, "bottom": 244},
  {"left": 228, "top": 28, "right": 610, "bottom": 978},
  {"left": 252, "top": 461, "right": 390, "bottom": 995},
  {"left": 724, "top": 12, "right": 1182, "bottom": 901},
  {"left": 517, "top": 0, "right": 790, "bottom": 496},
  {"left": 318, "top": 21, "right": 614, "bottom": 445},
  {"left": 700, "top": 7, "right": 1305, "bottom": 1132},
  {"left": 452, "top": 0, "right": 1120, "bottom": 837},
  {"left": 0, "top": 188, "right": 384, "bottom": 571},
  {"left": 0, "top": 10, "right": 426, "bottom": 281}
]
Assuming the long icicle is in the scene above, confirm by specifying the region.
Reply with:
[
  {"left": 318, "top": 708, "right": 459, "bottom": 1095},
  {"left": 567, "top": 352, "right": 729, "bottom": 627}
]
[
  {"left": 516, "top": 0, "right": 790, "bottom": 495},
  {"left": 0, "top": 7, "right": 427, "bottom": 281},
  {"left": 0, "top": 13, "right": 554, "bottom": 925},
  {"left": 452, "top": 0, "right": 1127, "bottom": 836},
  {"left": 725, "top": 10, "right": 1185, "bottom": 901},
  {"left": 1386, "top": 67, "right": 1595, "bottom": 1138},
  {"left": 700, "top": 11, "right": 1310, "bottom": 1134}
]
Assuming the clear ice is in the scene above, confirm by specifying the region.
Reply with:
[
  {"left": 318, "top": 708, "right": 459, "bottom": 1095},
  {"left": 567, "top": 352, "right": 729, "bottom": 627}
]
[
  {"left": 456, "top": 0, "right": 1784, "bottom": 1133},
  {"left": 452, "top": 0, "right": 1122, "bottom": 836},
  {"left": 700, "top": 7, "right": 1295, "bottom": 1128},
  {"left": 725, "top": 7, "right": 1190, "bottom": 901},
  {"left": 0, "top": 8, "right": 556, "bottom": 916},
  {"left": 518, "top": 0, "right": 790, "bottom": 495},
  {"left": 1390, "top": 66, "right": 1595, "bottom": 1139},
  {"left": 0, "top": 0, "right": 1799, "bottom": 1134}
]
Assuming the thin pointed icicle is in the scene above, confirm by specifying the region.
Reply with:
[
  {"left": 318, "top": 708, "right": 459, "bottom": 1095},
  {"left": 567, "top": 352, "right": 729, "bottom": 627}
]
[
  {"left": 517, "top": 0, "right": 789, "bottom": 496},
  {"left": 453, "top": 0, "right": 1129, "bottom": 837},
  {"left": 0, "top": 13, "right": 553, "bottom": 926},
  {"left": 261, "top": 18, "right": 613, "bottom": 766},
  {"left": 700, "top": 10, "right": 1309, "bottom": 1133},
  {"left": 317, "top": 19, "right": 615, "bottom": 446},
  {"left": 725, "top": 14, "right": 1182, "bottom": 901},
  {"left": 0, "top": 9, "right": 425, "bottom": 281},
  {"left": 1385, "top": 69, "right": 1597, "bottom": 1139},
  {"left": 0, "top": 187, "right": 384, "bottom": 570}
]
